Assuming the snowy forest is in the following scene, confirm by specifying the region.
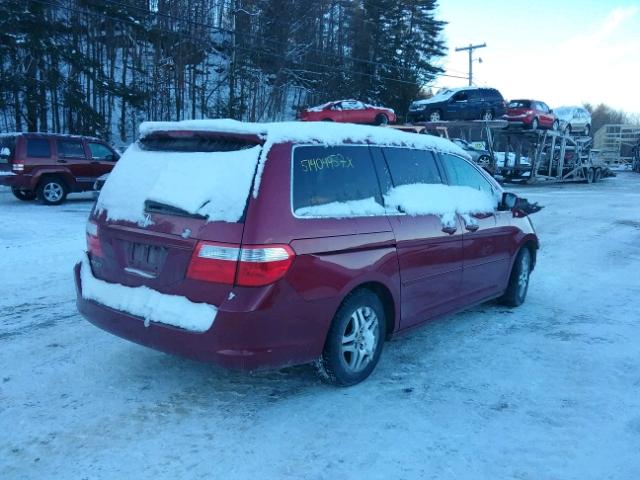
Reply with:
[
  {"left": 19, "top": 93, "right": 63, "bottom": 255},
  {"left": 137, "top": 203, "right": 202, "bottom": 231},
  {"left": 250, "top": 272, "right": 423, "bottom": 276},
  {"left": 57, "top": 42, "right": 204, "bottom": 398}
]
[{"left": 0, "top": 0, "right": 446, "bottom": 144}]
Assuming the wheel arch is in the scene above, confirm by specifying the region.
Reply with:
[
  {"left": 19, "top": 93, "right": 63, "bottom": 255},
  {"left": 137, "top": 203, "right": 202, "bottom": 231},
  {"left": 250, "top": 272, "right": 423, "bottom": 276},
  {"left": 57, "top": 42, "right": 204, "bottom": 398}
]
[
  {"left": 329, "top": 280, "right": 398, "bottom": 343},
  {"left": 32, "top": 169, "right": 75, "bottom": 191}
]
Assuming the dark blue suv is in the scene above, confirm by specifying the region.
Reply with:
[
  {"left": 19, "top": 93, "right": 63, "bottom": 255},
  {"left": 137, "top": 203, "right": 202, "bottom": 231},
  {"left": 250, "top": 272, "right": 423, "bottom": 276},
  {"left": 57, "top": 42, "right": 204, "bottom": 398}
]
[{"left": 407, "top": 87, "right": 506, "bottom": 123}]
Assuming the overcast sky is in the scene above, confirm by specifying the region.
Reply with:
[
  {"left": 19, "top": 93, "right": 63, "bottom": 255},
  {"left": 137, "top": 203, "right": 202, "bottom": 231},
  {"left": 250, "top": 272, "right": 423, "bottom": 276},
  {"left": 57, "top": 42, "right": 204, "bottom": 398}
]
[{"left": 437, "top": 0, "right": 640, "bottom": 113}]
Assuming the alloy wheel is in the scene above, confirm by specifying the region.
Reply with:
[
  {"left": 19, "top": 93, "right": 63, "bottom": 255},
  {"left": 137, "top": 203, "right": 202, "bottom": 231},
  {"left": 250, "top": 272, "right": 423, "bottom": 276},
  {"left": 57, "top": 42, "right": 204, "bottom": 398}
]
[
  {"left": 340, "top": 306, "right": 379, "bottom": 374},
  {"left": 43, "top": 182, "right": 63, "bottom": 203}
]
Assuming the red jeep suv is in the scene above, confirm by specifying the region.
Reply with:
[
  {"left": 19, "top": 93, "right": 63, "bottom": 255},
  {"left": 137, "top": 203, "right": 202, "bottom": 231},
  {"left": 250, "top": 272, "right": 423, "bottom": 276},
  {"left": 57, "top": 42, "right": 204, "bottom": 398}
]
[
  {"left": 75, "top": 120, "right": 539, "bottom": 386},
  {"left": 0, "top": 132, "right": 119, "bottom": 205}
]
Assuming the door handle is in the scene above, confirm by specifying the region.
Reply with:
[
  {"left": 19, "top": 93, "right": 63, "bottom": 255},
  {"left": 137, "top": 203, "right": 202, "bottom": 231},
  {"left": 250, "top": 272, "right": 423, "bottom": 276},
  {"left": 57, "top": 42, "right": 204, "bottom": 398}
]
[
  {"left": 465, "top": 223, "right": 480, "bottom": 232},
  {"left": 57, "top": 159, "right": 67, "bottom": 163},
  {"left": 441, "top": 226, "right": 457, "bottom": 235}
]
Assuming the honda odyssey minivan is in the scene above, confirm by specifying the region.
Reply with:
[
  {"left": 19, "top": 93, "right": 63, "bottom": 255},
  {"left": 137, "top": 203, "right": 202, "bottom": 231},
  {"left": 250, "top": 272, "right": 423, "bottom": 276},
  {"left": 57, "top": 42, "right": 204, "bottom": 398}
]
[{"left": 75, "top": 120, "right": 539, "bottom": 386}]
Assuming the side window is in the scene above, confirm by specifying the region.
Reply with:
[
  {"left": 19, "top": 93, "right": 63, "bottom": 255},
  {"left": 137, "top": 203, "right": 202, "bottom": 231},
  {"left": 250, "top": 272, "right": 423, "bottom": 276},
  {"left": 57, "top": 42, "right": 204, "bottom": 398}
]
[
  {"left": 440, "top": 154, "right": 495, "bottom": 197},
  {"left": 452, "top": 92, "right": 468, "bottom": 102},
  {"left": 89, "top": 142, "right": 116, "bottom": 160},
  {"left": 57, "top": 139, "right": 86, "bottom": 159},
  {"left": 382, "top": 147, "right": 442, "bottom": 187},
  {"left": 292, "top": 145, "right": 382, "bottom": 215},
  {"left": 26, "top": 138, "right": 51, "bottom": 158}
]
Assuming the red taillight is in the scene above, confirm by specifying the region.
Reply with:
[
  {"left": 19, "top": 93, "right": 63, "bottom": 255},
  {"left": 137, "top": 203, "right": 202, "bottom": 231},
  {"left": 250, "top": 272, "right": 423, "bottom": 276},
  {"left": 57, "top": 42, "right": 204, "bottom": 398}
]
[
  {"left": 86, "top": 220, "right": 103, "bottom": 257},
  {"left": 186, "top": 242, "right": 239, "bottom": 284},
  {"left": 186, "top": 242, "right": 295, "bottom": 286},
  {"left": 237, "top": 245, "right": 295, "bottom": 286}
]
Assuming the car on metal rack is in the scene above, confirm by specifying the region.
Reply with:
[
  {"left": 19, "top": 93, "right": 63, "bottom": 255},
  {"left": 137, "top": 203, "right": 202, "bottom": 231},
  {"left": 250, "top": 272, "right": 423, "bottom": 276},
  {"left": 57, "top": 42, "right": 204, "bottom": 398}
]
[
  {"left": 298, "top": 100, "right": 396, "bottom": 125},
  {"left": 503, "top": 100, "right": 559, "bottom": 131}
]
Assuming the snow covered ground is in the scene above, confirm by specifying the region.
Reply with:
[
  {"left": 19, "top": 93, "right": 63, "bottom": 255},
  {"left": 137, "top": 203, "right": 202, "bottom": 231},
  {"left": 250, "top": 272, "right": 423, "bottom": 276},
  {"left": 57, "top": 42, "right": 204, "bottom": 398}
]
[{"left": 1, "top": 174, "right": 640, "bottom": 480}]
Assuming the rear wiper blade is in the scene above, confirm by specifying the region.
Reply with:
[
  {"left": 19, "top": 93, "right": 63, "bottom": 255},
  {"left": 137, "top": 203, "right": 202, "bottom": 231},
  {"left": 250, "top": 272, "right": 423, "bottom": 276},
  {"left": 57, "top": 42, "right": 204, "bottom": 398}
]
[{"left": 144, "top": 200, "right": 206, "bottom": 219}]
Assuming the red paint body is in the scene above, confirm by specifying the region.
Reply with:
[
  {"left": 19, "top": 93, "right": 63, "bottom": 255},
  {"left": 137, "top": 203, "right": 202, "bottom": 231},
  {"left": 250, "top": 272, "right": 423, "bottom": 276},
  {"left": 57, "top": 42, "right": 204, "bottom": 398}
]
[
  {"left": 299, "top": 100, "right": 396, "bottom": 125},
  {"left": 75, "top": 134, "right": 538, "bottom": 370},
  {"left": 0, "top": 133, "right": 119, "bottom": 193},
  {"left": 503, "top": 99, "right": 557, "bottom": 129}
]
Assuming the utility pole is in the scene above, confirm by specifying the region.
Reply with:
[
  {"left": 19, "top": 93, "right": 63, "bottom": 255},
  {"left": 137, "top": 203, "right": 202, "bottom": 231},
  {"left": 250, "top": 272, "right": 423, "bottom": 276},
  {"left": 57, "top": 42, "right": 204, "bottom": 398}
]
[{"left": 455, "top": 43, "right": 486, "bottom": 86}]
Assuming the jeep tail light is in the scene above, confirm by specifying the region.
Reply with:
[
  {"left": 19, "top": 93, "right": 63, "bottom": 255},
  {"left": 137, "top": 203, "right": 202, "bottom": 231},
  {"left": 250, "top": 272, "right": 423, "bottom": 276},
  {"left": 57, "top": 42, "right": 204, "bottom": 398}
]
[
  {"left": 187, "top": 242, "right": 295, "bottom": 286},
  {"left": 12, "top": 163, "right": 24, "bottom": 172},
  {"left": 86, "top": 220, "right": 103, "bottom": 257}
]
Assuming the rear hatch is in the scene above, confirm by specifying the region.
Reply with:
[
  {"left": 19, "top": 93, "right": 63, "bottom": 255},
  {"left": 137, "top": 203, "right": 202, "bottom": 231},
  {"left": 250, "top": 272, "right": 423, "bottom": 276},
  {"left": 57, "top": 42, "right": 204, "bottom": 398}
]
[
  {"left": 0, "top": 135, "right": 17, "bottom": 174},
  {"left": 506, "top": 100, "right": 532, "bottom": 117},
  {"left": 89, "top": 131, "right": 264, "bottom": 306}
]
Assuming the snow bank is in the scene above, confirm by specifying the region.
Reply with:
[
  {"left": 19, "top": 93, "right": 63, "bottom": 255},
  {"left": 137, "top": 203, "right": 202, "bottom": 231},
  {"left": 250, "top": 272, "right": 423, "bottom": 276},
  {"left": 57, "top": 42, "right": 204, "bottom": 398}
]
[
  {"left": 80, "top": 255, "right": 217, "bottom": 332},
  {"left": 96, "top": 143, "right": 261, "bottom": 224},
  {"left": 384, "top": 184, "right": 497, "bottom": 225},
  {"left": 295, "top": 197, "right": 386, "bottom": 218}
]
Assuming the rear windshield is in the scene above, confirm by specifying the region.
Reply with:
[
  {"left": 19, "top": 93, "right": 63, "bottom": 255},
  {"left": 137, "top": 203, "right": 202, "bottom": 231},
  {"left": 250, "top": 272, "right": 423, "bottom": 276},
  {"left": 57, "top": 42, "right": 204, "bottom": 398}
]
[
  {"left": 96, "top": 137, "right": 262, "bottom": 224},
  {"left": 508, "top": 100, "right": 531, "bottom": 108},
  {"left": 292, "top": 145, "right": 383, "bottom": 216},
  {"left": 140, "top": 134, "right": 259, "bottom": 152}
]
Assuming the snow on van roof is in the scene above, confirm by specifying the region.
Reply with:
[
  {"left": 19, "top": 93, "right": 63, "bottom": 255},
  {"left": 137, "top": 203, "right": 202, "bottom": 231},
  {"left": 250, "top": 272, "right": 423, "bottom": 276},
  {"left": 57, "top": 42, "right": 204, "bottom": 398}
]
[
  {"left": 139, "top": 119, "right": 467, "bottom": 157},
  {"left": 140, "top": 120, "right": 469, "bottom": 200}
]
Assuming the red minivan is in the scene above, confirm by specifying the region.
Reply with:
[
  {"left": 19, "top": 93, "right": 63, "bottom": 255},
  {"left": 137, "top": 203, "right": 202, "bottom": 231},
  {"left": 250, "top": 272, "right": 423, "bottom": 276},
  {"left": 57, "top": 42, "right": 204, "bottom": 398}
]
[
  {"left": 74, "top": 120, "right": 539, "bottom": 386},
  {"left": 0, "top": 132, "right": 119, "bottom": 205}
]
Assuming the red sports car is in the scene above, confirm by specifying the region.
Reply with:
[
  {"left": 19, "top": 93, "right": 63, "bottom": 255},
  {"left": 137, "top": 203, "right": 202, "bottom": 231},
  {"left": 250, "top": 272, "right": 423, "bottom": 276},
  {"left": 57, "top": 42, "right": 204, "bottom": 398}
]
[{"left": 299, "top": 99, "right": 396, "bottom": 125}]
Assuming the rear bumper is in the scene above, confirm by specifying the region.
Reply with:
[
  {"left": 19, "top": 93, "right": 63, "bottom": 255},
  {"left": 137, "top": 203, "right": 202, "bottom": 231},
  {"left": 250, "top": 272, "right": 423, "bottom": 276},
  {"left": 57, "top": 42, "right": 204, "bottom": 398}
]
[
  {"left": 0, "top": 173, "right": 29, "bottom": 189},
  {"left": 74, "top": 262, "right": 331, "bottom": 370}
]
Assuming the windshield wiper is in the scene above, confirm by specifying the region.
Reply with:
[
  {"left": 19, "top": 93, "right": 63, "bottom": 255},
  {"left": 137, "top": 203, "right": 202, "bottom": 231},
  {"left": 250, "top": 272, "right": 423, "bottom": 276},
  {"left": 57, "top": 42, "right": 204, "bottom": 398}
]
[{"left": 144, "top": 200, "right": 206, "bottom": 219}]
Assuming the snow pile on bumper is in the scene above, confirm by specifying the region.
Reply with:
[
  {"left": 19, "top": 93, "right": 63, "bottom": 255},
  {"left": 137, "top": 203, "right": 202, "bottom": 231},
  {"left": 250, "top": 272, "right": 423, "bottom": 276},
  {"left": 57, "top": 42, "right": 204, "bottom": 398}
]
[{"left": 79, "top": 255, "right": 217, "bottom": 333}]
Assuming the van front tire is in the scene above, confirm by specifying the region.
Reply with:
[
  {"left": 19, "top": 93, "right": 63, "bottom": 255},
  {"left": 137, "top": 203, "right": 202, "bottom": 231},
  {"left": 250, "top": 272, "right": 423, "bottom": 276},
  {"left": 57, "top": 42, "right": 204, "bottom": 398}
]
[
  {"left": 315, "top": 289, "right": 386, "bottom": 386},
  {"left": 500, "top": 248, "right": 532, "bottom": 307}
]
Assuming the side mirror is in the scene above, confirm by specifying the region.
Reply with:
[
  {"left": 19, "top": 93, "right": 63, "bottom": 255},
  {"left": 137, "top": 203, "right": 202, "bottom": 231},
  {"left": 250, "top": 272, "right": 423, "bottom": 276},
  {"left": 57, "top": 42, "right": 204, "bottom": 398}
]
[
  {"left": 501, "top": 192, "right": 518, "bottom": 210},
  {"left": 501, "top": 191, "right": 543, "bottom": 216},
  {"left": 0, "top": 147, "right": 10, "bottom": 158},
  {"left": 549, "top": 109, "right": 553, "bottom": 113}
]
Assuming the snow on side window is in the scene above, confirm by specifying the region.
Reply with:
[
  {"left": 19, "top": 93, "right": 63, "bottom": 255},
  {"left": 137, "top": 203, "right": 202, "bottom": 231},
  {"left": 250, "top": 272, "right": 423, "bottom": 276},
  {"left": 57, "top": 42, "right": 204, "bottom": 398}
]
[
  {"left": 96, "top": 141, "right": 262, "bottom": 224},
  {"left": 384, "top": 184, "right": 496, "bottom": 226}
]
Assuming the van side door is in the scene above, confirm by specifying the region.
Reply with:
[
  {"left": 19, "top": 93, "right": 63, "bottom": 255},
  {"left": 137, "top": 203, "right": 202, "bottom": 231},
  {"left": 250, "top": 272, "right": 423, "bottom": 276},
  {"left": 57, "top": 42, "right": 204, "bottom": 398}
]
[
  {"left": 439, "top": 153, "right": 512, "bottom": 301},
  {"left": 373, "top": 146, "right": 464, "bottom": 329}
]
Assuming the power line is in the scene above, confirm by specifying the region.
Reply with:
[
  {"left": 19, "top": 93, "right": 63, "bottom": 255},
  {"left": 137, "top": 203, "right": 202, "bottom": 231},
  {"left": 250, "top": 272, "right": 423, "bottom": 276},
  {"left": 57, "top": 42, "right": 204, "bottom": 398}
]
[
  {"left": 32, "top": 0, "right": 463, "bottom": 87},
  {"left": 97, "top": 0, "right": 464, "bottom": 80}
]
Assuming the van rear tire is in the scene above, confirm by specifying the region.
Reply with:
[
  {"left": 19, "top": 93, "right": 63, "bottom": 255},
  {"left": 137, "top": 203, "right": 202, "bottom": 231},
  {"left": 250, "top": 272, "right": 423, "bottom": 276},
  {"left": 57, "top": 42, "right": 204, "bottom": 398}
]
[{"left": 315, "top": 289, "right": 386, "bottom": 386}]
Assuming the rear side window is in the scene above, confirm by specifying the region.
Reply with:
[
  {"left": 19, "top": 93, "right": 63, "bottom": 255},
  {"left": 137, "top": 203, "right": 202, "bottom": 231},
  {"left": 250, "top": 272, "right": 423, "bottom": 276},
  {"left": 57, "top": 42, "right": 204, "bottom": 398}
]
[
  {"left": 440, "top": 154, "right": 494, "bottom": 196},
  {"left": 382, "top": 147, "right": 442, "bottom": 187},
  {"left": 57, "top": 139, "right": 86, "bottom": 158},
  {"left": 292, "top": 145, "right": 382, "bottom": 214},
  {"left": 26, "top": 138, "right": 51, "bottom": 158}
]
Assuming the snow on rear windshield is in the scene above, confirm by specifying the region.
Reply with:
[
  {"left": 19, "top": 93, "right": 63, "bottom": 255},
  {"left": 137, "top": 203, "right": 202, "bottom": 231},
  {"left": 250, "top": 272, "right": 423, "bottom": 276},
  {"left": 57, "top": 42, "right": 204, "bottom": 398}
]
[
  {"left": 96, "top": 142, "right": 262, "bottom": 224},
  {"left": 508, "top": 100, "right": 531, "bottom": 108}
]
